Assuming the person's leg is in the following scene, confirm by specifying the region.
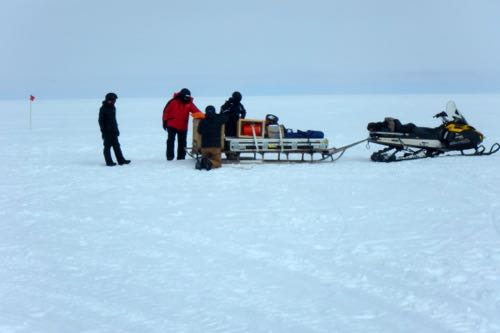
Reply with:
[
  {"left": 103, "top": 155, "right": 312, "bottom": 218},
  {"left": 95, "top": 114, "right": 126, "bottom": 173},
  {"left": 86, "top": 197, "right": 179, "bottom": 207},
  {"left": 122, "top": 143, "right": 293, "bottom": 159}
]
[
  {"left": 166, "top": 127, "right": 176, "bottom": 160},
  {"left": 224, "top": 121, "right": 239, "bottom": 160},
  {"left": 210, "top": 147, "right": 222, "bottom": 168},
  {"left": 200, "top": 148, "right": 212, "bottom": 170},
  {"left": 200, "top": 148, "right": 208, "bottom": 159},
  {"left": 177, "top": 130, "right": 187, "bottom": 160},
  {"left": 103, "top": 135, "right": 116, "bottom": 166},
  {"left": 225, "top": 120, "right": 237, "bottom": 137},
  {"left": 109, "top": 135, "right": 129, "bottom": 165},
  {"left": 197, "top": 148, "right": 206, "bottom": 170},
  {"left": 201, "top": 147, "right": 221, "bottom": 169}
]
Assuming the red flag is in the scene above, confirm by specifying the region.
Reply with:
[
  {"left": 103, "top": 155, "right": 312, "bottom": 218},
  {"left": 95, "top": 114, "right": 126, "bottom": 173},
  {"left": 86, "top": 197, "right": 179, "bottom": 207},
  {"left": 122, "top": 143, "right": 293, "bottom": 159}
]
[{"left": 30, "top": 95, "right": 35, "bottom": 102}]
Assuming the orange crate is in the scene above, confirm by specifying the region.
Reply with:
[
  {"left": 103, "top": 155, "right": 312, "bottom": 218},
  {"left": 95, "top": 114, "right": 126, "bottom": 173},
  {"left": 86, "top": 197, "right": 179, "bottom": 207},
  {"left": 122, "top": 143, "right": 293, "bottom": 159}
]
[{"left": 238, "top": 119, "right": 265, "bottom": 138}]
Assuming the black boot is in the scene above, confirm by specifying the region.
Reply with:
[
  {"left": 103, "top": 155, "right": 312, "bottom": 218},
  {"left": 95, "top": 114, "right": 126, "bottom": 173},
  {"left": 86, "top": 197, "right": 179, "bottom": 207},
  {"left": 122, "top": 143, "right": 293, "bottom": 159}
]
[
  {"left": 195, "top": 157, "right": 203, "bottom": 170},
  {"left": 113, "top": 144, "right": 130, "bottom": 165},
  {"left": 201, "top": 158, "right": 212, "bottom": 171},
  {"left": 205, "top": 159, "right": 212, "bottom": 171}
]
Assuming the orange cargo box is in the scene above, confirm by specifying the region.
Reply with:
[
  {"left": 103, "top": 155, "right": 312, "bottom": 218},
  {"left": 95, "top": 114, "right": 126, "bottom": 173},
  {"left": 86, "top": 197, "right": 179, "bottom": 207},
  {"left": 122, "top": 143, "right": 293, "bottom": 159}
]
[{"left": 238, "top": 119, "right": 265, "bottom": 138}]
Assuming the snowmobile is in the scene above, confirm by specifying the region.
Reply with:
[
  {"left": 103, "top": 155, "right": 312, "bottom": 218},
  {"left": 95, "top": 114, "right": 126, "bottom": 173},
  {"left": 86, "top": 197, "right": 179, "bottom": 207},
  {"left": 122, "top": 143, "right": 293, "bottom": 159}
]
[{"left": 367, "top": 101, "right": 500, "bottom": 162}]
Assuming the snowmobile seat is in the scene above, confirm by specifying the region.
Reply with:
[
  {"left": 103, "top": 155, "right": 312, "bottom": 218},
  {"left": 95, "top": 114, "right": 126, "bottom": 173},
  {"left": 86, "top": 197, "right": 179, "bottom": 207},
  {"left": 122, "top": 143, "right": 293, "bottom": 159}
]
[
  {"left": 367, "top": 118, "right": 415, "bottom": 133},
  {"left": 367, "top": 118, "right": 443, "bottom": 140},
  {"left": 412, "top": 127, "right": 442, "bottom": 140}
]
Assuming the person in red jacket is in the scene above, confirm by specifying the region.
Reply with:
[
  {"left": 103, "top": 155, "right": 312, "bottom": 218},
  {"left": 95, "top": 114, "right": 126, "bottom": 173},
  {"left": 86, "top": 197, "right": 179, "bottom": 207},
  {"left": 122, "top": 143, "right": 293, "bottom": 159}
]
[{"left": 162, "top": 88, "right": 204, "bottom": 160}]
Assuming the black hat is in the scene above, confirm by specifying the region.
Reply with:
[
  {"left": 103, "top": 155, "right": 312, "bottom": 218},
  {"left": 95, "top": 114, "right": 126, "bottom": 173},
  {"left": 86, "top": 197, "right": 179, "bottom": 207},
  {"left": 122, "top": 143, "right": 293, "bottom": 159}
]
[
  {"left": 179, "top": 88, "right": 191, "bottom": 98},
  {"left": 105, "top": 92, "right": 118, "bottom": 101},
  {"left": 205, "top": 105, "right": 216, "bottom": 115},
  {"left": 265, "top": 114, "right": 279, "bottom": 125},
  {"left": 232, "top": 91, "right": 242, "bottom": 102}
]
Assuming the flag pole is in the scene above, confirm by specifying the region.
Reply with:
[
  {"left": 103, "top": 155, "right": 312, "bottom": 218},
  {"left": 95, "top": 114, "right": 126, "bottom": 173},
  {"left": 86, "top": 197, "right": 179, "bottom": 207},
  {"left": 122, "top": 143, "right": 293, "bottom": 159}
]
[
  {"left": 29, "top": 95, "right": 35, "bottom": 129},
  {"left": 29, "top": 98, "right": 32, "bottom": 130}
]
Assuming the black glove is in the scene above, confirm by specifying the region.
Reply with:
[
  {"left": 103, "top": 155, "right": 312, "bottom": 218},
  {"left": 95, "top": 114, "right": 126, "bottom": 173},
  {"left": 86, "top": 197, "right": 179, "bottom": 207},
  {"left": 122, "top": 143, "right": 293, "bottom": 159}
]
[{"left": 163, "top": 120, "right": 168, "bottom": 131}]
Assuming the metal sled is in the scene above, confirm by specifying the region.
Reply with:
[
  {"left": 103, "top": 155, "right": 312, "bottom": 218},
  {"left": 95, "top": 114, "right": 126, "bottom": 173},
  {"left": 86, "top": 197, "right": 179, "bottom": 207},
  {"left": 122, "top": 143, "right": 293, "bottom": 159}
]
[{"left": 189, "top": 118, "right": 366, "bottom": 164}]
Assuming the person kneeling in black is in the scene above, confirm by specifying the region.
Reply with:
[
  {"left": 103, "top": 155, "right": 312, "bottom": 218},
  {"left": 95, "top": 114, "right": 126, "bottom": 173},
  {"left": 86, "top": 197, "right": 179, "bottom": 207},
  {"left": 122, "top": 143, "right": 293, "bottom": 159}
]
[
  {"left": 98, "top": 92, "right": 131, "bottom": 166},
  {"left": 196, "top": 105, "right": 227, "bottom": 170}
]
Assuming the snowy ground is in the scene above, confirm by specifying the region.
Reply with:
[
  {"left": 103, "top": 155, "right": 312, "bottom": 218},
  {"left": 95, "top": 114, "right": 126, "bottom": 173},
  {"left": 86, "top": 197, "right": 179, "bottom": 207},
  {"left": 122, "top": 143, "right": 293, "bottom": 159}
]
[{"left": 1, "top": 94, "right": 500, "bottom": 333}]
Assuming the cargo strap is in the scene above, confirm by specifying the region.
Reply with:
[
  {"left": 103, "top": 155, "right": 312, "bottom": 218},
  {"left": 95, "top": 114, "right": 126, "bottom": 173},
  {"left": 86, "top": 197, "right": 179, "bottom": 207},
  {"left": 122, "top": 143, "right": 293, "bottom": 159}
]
[{"left": 251, "top": 125, "right": 259, "bottom": 159}]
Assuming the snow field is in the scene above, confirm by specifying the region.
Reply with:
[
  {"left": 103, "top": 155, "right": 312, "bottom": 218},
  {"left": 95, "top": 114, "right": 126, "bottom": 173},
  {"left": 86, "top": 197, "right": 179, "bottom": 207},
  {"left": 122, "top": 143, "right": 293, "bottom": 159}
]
[{"left": 1, "top": 95, "right": 500, "bottom": 332}]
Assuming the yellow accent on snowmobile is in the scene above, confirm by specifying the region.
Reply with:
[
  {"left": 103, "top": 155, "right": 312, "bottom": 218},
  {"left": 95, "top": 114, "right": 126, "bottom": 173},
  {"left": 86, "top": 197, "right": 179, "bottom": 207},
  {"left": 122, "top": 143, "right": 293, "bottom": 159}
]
[
  {"left": 445, "top": 123, "right": 471, "bottom": 132},
  {"left": 446, "top": 123, "right": 484, "bottom": 141}
]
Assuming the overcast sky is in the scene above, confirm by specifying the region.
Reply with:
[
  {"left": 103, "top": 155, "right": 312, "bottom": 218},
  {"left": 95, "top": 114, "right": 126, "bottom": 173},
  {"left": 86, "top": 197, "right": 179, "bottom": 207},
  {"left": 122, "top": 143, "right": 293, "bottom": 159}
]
[{"left": 1, "top": 0, "right": 499, "bottom": 99}]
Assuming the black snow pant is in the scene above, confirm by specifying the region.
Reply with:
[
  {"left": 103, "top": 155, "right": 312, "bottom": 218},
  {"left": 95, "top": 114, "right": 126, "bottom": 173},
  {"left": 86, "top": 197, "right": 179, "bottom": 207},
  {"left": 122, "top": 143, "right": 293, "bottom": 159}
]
[
  {"left": 224, "top": 119, "right": 238, "bottom": 137},
  {"left": 166, "top": 127, "right": 187, "bottom": 160},
  {"left": 103, "top": 133, "right": 126, "bottom": 165}
]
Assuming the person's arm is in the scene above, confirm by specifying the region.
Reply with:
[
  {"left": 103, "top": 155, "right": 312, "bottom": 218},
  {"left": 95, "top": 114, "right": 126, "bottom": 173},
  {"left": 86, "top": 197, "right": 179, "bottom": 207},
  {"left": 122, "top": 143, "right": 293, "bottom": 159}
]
[
  {"left": 240, "top": 104, "right": 246, "bottom": 119},
  {"left": 220, "top": 100, "right": 231, "bottom": 113},
  {"left": 162, "top": 100, "right": 172, "bottom": 121},
  {"left": 220, "top": 112, "right": 229, "bottom": 123},
  {"left": 162, "top": 99, "right": 174, "bottom": 129},
  {"left": 110, "top": 110, "right": 119, "bottom": 135},
  {"left": 98, "top": 109, "right": 105, "bottom": 132},
  {"left": 101, "top": 109, "right": 114, "bottom": 132},
  {"left": 190, "top": 103, "right": 205, "bottom": 119}
]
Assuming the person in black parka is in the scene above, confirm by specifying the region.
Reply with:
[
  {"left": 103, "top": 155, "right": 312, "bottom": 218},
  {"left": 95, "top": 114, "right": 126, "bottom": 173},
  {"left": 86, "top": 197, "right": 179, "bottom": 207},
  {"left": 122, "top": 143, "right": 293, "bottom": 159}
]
[
  {"left": 220, "top": 91, "right": 246, "bottom": 137},
  {"left": 98, "top": 92, "right": 131, "bottom": 166},
  {"left": 196, "top": 105, "right": 228, "bottom": 170}
]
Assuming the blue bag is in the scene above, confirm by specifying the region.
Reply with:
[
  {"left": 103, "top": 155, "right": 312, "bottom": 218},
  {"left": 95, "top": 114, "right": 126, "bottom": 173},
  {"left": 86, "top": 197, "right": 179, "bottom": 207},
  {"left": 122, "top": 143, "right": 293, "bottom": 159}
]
[{"left": 284, "top": 129, "right": 324, "bottom": 139}]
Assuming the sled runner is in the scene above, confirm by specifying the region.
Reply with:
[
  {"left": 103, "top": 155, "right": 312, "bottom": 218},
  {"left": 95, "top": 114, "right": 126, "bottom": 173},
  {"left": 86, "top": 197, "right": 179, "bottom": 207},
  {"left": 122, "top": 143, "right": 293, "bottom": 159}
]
[
  {"left": 222, "top": 136, "right": 366, "bottom": 162},
  {"left": 367, "top": 101, "right": 500, "bottom": 162},
  {"left": 190, "top": 116, "right": 366, "bottom": 164}
]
